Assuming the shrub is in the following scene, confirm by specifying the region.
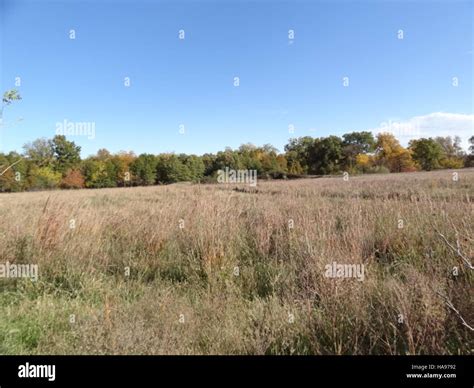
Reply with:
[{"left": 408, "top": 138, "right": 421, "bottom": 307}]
[{"left": 366, "top": 165, "right": 390, "bottom": 174}]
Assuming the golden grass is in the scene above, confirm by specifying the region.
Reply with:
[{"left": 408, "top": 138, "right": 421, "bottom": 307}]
[{"left": 0, "top": 169, "right": 472, "bottom": 354}]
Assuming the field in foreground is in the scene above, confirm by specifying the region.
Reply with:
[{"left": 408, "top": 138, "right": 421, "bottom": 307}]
[{"left": 0, "top": 169, "right": 472, "bottom": 355}]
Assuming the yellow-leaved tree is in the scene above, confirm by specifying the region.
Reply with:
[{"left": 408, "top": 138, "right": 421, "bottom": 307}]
[{"left": 375, "top": 133, "right": 417, "bottom": 172}]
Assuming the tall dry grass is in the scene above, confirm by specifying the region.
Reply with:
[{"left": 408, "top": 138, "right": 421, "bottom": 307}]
[{"left": 0, "top": 169, "right": 472, "bottom": 354}]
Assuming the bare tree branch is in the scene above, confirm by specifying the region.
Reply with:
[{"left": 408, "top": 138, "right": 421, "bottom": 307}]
[
  {"left": 0, "top": 158, "right": 23, "bottom": 176},
  {"left": 436, "top": 230, "right": 474, "bottom": 270},
  {"left": 436, "top": 291, "right": 474, "bottom": 332}
]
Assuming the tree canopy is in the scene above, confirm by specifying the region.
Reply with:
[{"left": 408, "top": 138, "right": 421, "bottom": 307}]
[{"left": 0, "top": 131, "right": 471, "bottom": 192}]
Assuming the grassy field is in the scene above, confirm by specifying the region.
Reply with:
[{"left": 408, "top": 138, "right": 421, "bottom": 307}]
[{"left": 0, "top": 169, "right": 472, "bottom": 355}]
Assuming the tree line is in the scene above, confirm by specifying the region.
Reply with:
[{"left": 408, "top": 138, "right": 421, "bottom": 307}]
[
  {"left": 0, "top": 132, "right": 473, "bottom": 192},
  {"left": 2, "top": 89, "right": 472, "bottom": 192}
]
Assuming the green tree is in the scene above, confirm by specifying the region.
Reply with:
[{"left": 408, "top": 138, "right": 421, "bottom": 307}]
[
  {"left": 202, "top": 153, "right": 218, "bottom": 176},
  {"left": 342, "top": 131, "right": 376, "bottom": 153},
  {"left": 214, "top": 148, "right": 244, "bottom": 171},
  {"left": 284, "top": 137, "right": 314, "bottom": 173},
  {"left": 130, "top": 154, "right": 157, "bottom": 185},
  {"left": 309, "top": 136, "right": 343, "bottom": 174},
  {"left": 86, "top": 149, "right": 122, "bottom": 187},
  {"left": 342, "top": 131, "right": 375, "bottom": 170},
  {"left": 82, "top": 159, "right": 110, "bottom": 188},
  {"left": 409, "top": 138, "right": 444, "bottom": 171},
  {"left": 257, "top": 145, "right": 286, "bottom": 178},
  {"left": 23, "top": 138, "right": 54, "bottom": 168},
  {"left": 183, "top": 155, "right": 205, "bottom": 182},
  {"left": 156, "top": 154, "right": 189, "bottom": 183},
  {"left": 52, "top": 135, "right": 81, "bottom": 174},
  {"left": 28, "top": 165, "right": 62, "bottom": 190}
]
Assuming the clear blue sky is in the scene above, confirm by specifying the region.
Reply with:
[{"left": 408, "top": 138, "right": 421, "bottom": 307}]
[{"left": 1, "top": 0, "right": 472, "bottom": 157}]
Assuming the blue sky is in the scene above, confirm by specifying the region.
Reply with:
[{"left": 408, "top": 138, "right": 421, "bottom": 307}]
[{"left": 1, "top": 0, "right": 473, "bottom": 157}]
